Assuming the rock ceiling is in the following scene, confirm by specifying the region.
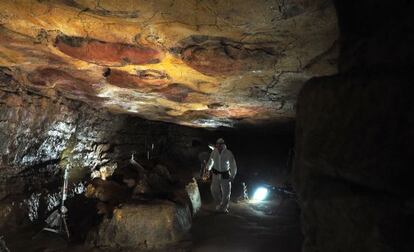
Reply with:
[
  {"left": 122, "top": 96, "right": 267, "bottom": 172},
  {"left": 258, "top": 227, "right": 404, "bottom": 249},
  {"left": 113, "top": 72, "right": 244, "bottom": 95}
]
[{"left": 0, "top": 0, "right": 338, "bottom": 127}]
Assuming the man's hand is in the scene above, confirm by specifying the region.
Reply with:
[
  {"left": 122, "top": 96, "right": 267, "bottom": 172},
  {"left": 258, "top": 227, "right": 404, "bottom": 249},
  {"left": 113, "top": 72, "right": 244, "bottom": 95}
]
[
  {"left": 201, "top": 168, "right": 210, "bottom": 181},
  {"left": 202, "top": 172, "right": 210, "bottom": 181}
]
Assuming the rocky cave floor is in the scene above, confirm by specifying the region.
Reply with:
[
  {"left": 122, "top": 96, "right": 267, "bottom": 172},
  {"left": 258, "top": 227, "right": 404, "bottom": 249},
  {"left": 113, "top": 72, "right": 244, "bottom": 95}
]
[
  {"left": 2, "top": 179, "right": 302, "bottom": 252},
  {"left": 190, "top": 183, "right": 303, "bottom": 252}
]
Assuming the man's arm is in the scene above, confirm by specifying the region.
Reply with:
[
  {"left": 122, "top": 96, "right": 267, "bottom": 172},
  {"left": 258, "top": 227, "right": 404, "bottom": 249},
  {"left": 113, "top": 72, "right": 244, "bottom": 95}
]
[
  {"left": 201, "top": 151, "right": 215, "bottom": 181},
  {"left": 229, "top": 152, "right": 237, "bottom": 179},
  {"left": 206, "top": 150, "right": 215, "bottom": 171}
]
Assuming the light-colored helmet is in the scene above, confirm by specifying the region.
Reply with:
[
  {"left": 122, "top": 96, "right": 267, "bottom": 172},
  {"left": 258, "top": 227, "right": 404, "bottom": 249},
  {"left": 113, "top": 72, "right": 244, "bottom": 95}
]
[{"left": 216, "top": 138, "right": 225, "bottom": 144}]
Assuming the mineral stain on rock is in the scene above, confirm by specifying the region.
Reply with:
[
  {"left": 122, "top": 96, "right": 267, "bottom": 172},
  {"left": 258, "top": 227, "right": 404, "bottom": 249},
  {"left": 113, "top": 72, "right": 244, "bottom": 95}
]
[{"left": 55, "top": 35, "right": 163, "bottom": 66}]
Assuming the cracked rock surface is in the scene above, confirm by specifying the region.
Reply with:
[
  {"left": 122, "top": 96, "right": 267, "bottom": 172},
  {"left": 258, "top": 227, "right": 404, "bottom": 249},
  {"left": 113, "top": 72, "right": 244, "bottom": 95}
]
[{"left": 0, "top": 0, "right": 338, "bottom": 127}]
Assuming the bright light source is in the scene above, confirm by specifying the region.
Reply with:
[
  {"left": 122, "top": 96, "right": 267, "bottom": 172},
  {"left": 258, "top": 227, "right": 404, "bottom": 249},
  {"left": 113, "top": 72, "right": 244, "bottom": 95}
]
[{"left": 251, "top": 187, "right": 269, "bottom": 203}]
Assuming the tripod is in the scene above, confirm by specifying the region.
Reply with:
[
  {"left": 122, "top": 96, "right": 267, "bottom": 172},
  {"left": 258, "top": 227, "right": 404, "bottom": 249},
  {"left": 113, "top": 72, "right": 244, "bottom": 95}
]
[{"left": 36, "top": 166, "right": 70, "bottom": 239}]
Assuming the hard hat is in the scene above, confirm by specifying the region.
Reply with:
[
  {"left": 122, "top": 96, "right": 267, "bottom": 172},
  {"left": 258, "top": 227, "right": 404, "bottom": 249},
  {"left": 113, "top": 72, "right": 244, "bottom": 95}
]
[{"left": 216, "top": 138, "right": 225, "bottom": 144}]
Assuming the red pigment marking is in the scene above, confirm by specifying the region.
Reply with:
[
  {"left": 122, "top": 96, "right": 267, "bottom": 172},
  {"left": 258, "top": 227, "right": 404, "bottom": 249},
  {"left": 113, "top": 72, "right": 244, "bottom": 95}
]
[
  {"left": 106, "top": 69, "right": 169, "bottom": 89},
  {"left": 156, "top": 84, "right": 194, "bottom": 102},
  {"left": 27, "top": 68, "right": 94, "bottom": 95},
  {"left": 56, "top": 36, "right": 163, "bottom": 66},
  {"left": 181, "top": 46, "right": 242, "bottom": 76}
]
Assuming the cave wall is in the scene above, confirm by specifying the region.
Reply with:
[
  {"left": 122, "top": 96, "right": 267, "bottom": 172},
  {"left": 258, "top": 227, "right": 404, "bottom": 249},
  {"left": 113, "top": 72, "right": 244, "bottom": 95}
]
[
  {"left": 0, "top": 67, "right": 207, "bottom": 229},
  {"left": 294, "top": 1, "right": 414, "bottom": 252}
]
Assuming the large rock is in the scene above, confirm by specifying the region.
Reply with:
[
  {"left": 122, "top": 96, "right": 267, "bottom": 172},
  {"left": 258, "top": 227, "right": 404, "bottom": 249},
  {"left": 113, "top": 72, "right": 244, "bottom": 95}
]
[
  {"left": 294, "top": 72, "right": 414, "bottom": 252},
  {"left": 88, "top": 201, "right": 192, "bottom": 249}
]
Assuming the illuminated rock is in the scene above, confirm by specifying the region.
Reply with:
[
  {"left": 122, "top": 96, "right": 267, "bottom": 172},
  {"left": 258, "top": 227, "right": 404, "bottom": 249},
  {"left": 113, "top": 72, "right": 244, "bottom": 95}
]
[
  {"left": 88, "top": 201, "right": 191, "bottom": 249},
  {"left": 0, "top": 0, "right": 338, "bottom": 127}
]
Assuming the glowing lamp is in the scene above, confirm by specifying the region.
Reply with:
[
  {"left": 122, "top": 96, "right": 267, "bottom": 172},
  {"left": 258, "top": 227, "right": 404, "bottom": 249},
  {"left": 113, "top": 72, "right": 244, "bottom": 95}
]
[{"left": 251, "top": 187, "right": 269, "bottom": 202}]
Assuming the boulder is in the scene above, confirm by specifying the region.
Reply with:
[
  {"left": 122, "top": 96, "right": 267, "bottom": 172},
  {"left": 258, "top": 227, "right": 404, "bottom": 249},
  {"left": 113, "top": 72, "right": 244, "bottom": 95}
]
[{"left": 87, "top": 200, "right": 191, "bottom": 249}]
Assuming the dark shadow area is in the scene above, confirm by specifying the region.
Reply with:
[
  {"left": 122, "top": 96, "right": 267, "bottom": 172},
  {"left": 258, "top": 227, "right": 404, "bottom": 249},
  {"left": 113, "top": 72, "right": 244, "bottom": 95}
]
[{"left": 203, "top": 123, "right": 295, "bottom": 202}]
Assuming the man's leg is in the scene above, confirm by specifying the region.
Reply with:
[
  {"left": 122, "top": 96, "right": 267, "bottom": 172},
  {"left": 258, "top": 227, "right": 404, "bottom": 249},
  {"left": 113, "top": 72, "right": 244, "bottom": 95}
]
[
  {"left": 210, "top": 174, "right": 221, "bottom": 207},
  {"left": 220, "top": 178, "right": 231, "bottom": 212}
]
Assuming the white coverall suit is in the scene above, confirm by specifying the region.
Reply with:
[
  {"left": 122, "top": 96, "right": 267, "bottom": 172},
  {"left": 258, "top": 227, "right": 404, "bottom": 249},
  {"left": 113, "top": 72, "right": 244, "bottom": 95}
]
[{"left": 206, "top": 145, "right": 237, "bottom": 211}]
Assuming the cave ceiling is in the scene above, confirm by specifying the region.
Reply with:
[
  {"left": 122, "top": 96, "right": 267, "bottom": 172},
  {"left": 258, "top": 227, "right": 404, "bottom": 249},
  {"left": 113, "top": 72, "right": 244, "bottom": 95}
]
[{"left": 0, "top": 0, "right": 338, "bottom": 128}]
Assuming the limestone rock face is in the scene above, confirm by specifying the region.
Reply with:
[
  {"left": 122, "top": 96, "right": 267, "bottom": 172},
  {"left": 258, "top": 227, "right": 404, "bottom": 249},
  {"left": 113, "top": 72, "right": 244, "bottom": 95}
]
[
  {"left": 88, "top": 201, "right": 192, "bottom": 249},
  {"left": 0, "top": 0, "right": 338, "bottom": 127},
  {"left": 0, "top": 67, "right": 164, "bottom": 194}
]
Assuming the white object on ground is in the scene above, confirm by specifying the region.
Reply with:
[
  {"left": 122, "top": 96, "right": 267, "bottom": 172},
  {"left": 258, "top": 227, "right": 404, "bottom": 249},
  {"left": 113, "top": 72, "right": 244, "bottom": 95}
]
[{"left": 251, "top": 187, "right": 269, "bottom": 203}]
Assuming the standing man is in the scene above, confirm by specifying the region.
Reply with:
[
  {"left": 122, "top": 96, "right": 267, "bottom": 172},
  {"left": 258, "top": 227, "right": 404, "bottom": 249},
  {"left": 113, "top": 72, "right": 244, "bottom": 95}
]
[{"left": 206, "top": 138, "right": 237, "bottom": 213}]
